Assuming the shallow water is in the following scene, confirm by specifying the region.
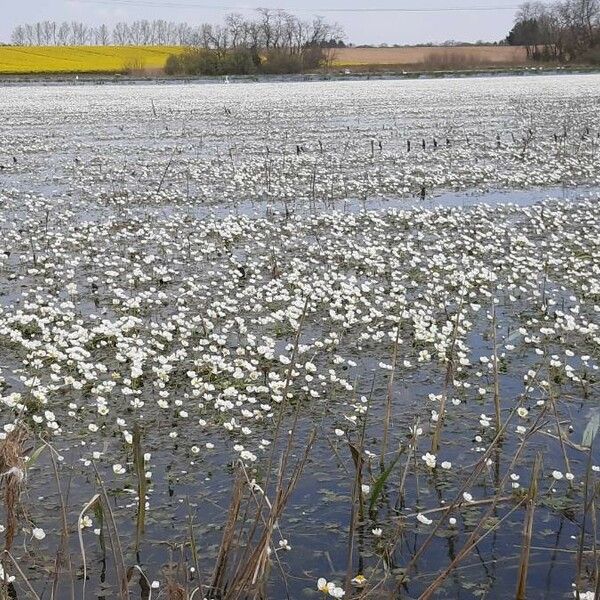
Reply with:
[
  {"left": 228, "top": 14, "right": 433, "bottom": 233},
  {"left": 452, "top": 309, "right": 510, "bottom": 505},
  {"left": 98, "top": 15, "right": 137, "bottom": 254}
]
[{"left": 0, "top": 77, "right": 599, "bottom": 600}]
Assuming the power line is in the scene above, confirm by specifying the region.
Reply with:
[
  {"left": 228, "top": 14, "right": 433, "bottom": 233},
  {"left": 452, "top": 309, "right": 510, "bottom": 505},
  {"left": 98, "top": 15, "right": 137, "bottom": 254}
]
[{"left": 64, "top": 0, "right": 527, "bottom": 13}]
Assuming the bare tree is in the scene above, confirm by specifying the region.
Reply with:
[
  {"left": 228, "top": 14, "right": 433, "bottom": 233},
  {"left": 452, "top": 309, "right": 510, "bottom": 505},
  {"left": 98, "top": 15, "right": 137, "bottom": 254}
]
[
  {"left": 509, "top": 0, "right": 600, "bottom": 60},
  {"left": 23, "top": 24, "right": 36, "bottom": 45},
  {"left": 10, "top": 13, "right": 345, "bottom": 55},
  {"left": 176, "top": 22, "right": 192, "bottom": 45},
  {"left": 113, "top": 22, "right": 130, "bottom": 45},
  {"left": 225, "top": 13, "right": 246, "bottom": 47},
  {"left": 97, "top": 24, "right": 110, "bottom": 45},
  {"left": 57, "top": 22, "right": 70, "bottom": 45},
  {"left": 11, "top": 25, "right": 25, "bottom": 46}
]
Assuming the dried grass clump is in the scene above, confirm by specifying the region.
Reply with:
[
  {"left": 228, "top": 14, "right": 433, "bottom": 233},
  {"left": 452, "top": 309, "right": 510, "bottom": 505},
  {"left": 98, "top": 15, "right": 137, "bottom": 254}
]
[{"left": 0, "top": 426, "right": 28, "bottom": 552}]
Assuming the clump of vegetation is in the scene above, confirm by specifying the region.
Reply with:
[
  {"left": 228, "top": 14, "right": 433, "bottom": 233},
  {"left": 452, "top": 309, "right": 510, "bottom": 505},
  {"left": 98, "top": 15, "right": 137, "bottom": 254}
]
[
  {"left": 507, "top": 0, "right": 600, "bottom": 62},
  {"left": 123, "top": 55, "right": 147, "bottom": 75},
  {"left": 165, "top": 47, "right": 259, "bottom": 76},
  {"left": 165, "top": 45, "right": 330, "bottom": 76},
  {"left": 164, "top": 10, "right": 339, "bottom": 75}
]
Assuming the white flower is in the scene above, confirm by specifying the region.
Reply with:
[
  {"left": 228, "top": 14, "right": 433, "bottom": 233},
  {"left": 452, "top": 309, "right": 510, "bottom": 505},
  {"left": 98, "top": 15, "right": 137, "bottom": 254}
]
[
  {"left": 112, "top": 463, "right": 126, "bottom": 475},
  {"left": 327, "top": 583, "right": 345, "bottom": 598},
  {"left": 409, "top": 425, "right": 423, "bottom": 437},
  {"left": 32, "top": 527, "right": 46, "bottom": 540},
  {"left": 421, "top": 452, "right": 436, "bottom": 468},
  {"left": 417, "top": 513, "right": 432, "bottom": 525},
  {"left": 441, "top": 461, "right": 452, "bottom": 470},
  {"left": 552, "top": 470, "right": 564, "bottom": 480},
  {"left": 573, "top": 591, "right": 595, "bottom": 600},
  {"left": 79, "top": 515, "right": 93, "bottom": 529},
  {"left": 462, "top": 492, "right": 474, "bottom": 503},
  {"left": 371, "top": 527, "right": 382, "bottom": 537},
  {"left": 0, "top": 563, "right": 15, "bottom": 583},
  {"left": 361, "top": 484, "right": 370, "bottom": 495},
  {"left": 240, "top": 450, "right": 257, "bottom": 462}
]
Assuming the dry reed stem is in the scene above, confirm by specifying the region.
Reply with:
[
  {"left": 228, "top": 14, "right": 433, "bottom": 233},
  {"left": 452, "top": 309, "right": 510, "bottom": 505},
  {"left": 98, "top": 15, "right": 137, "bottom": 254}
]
[
  {"left": 167, "top": 581, "right": 186, "bottom": 600},
  {"left": 381, "top": 325, "right": 400, "bottom": 467},
  {"left": 133, "top": 424, "right": 147, "bottom": 553},
  {"left": 0, "top": 427, "right": 27, "bottom": 553},
  {"left": 431, "top": 297, "right": 464, "bottom": 453},
  {"left": 379, "top": 362, "right": 548, "bottom": 600},
  {"left": 345, "top": 394, "right": 371, "bottom": 590},
  {"left": 3, "top": 550, "right": 40, "bottom": 599},
  {"left": 515, "top": 453, "right": 542, "bottom": 599},
  {"left": 78, "top": 494, "right": 100, "bottom": 600},
  {"left": 418, "top": 394, "right": 552, "bottom": 599},
  {"left": 91, "top": 461, "right": 129, "bottom": 599},
  {"left": 41, "top": 440, "right": 75, "bottom": 600},
  {"left": 210, "top": 468, "right": 245, "bottom": 596},
  {"left": 223, "top": 299, "right": 310, "bottom": 594},
  {"left": 225, "top": 431, "right": 315, "bottom": 600},
  {"left": 491, "top": 302, "right": 501, "bottom": 432}
]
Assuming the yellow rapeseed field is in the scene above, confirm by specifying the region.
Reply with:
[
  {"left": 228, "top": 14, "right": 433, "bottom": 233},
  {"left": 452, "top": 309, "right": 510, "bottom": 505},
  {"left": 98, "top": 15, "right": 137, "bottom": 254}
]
[{"left": 0, "top": 46, "right": 185, "bottom": 74}]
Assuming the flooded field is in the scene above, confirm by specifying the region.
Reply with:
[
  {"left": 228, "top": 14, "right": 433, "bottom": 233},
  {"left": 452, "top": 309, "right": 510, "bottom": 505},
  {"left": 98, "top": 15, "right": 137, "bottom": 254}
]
[{"left": 0, "top": 75, "right": 598, "bottom": 600}]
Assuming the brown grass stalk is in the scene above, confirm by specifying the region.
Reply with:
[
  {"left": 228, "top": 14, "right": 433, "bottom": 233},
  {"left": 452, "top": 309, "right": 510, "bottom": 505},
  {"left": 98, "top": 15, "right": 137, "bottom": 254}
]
[
  {"left": 0, "top": 426, "right": 27, "bottom": 553},
  {"left": 210, "top": 468, "right": 245, "bottom": 597},
  {"left": 381, "top": 325, "right": 400, "bottom": 469},
  {"left": 515, "top": 453, "right": 542, "bottom": 599},
  {"left": 132, "top": 424, "right": 147, "bottom": 553},
  {"left": 42, "top": 440, "right": 75, "bottom": 600},
  {"left": 491, "top": 302, "right": 501, "bottom": 432},
  {"left": 417, "top": 398, "right": 551, "bottom": 599},
  {"left": 431, "top": 297, "right": 464, "bottom": 453},
  {"left": 92, "top": 462, "right": 129, "bottom": 600}
]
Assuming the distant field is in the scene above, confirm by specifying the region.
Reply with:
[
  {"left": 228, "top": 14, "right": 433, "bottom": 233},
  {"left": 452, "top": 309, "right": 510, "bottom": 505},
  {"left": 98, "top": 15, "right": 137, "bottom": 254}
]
[
  {"left": 332, "top": 46, "right": 529, "bottom": 69},
  {"left": 0, "top": 46, "right": 184, "bottom": 74},
  {"left": 0, "top": 45, "right": 530, "bottom": 75}
]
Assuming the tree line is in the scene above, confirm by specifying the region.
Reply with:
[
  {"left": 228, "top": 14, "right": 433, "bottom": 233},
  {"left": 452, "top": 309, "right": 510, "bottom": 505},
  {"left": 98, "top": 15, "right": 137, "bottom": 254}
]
[
  {"left": 10, "top": 12, "right": 344, "bottom": 50},
  {"left": 165, "top": 11, "right": 343, "bottom": 75},
  {"left": 506, "top": 0, "right": 600, "bottom": 62}
]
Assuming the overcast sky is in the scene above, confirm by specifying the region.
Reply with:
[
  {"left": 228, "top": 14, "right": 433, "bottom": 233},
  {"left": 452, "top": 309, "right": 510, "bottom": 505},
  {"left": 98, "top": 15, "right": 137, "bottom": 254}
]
[{"left": 1, "top": 0, "right": 527, "bottom": 45}]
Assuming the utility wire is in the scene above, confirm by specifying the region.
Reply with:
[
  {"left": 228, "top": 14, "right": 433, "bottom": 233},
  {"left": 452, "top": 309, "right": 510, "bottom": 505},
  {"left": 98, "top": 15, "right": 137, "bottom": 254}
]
[{"left": 63, "top": 0, "right": 531, "bottom": 13}]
